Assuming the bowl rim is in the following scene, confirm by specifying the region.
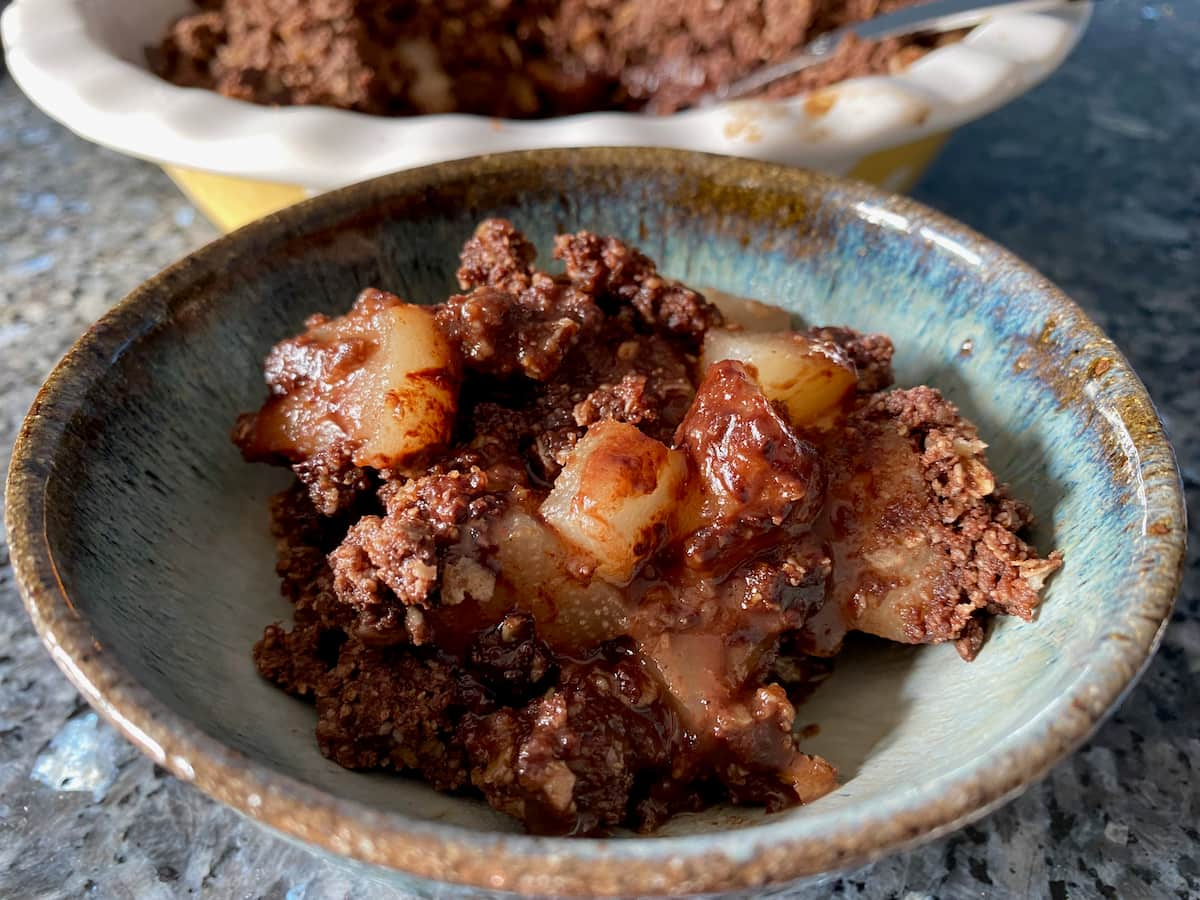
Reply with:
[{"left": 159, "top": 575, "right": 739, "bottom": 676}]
[
  {"left": 4, "top": 148, "right": 1185, "bottom": 896},
  {"left": 0, "top": 0, "right": 1091, "bottom": 188}
]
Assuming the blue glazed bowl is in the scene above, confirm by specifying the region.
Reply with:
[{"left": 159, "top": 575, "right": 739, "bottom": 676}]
[{"left": 5, "top": 149, "right": 1184, "bottom": 896}]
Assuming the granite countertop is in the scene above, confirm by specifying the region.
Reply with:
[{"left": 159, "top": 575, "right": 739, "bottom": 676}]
[{"left": 1, "top": 1, "right": 1196, "bottom": 897}]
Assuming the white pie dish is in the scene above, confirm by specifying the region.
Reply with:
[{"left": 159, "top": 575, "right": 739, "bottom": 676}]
[{"left": 2, "top": 0, "right": 1091, "bottom": 229}]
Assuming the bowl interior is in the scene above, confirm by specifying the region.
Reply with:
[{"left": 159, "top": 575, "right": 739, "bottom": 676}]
[{"left": 28, "top": 155, "right": 1170, "bottom": 850}]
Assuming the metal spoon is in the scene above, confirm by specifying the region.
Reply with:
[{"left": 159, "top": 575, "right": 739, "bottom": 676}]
[{"left": 698, "top": 0, "right": 1084, "bottom": 106}]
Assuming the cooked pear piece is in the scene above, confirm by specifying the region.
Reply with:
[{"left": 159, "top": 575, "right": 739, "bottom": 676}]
[
  {"left": 825, "top": 424, "right": 959, "bottom": 645},
  {"left": 703, "top": 288, "right": 793, "bottom": 332},
  {"left": 702, "top": 329, "right": 857, "bottom": 426},
  {"left": 541, "top": 420, "right": 688, "bottom": 584},
  {"left": 237, "top": 289, "right": 459, "bottom": 472},
  {"left": 488, "top": 508, "right": 630, "bottom": 652}
]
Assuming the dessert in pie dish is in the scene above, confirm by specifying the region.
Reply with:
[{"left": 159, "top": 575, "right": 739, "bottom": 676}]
[
  {"left": 152, "top": 0, "right": 962, "bottom": 117},
  {"left": 234, "top": 220, "right": 1061, "bottom": 836}
]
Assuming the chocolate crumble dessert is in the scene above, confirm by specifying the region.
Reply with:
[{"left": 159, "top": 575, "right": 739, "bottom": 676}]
[
  {"left": 151, "top": 0, "right": 959, "bottom": 117},
  {"left": 234, "top": 220, "right": 1061, "bottom": 835}
]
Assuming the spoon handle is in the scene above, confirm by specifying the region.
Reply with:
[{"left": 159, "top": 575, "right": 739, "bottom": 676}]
[{"left": 708, "top": 0, "right": 1086, "bottom": 104}]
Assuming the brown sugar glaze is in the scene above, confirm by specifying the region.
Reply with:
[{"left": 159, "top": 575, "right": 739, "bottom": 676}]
[{"left": 237, "top": 220, "right": 1061, "bottom": 835}]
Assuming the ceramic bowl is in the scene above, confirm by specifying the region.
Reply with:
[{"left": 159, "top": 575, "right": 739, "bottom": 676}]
[
  {"left": 1, "top": 0, "right": 1091, "bottom": 231},
  {"left": 5, "top": 149, "right": 1183, "bottom": 896}
]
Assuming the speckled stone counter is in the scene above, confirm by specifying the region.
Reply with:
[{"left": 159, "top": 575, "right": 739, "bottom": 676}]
[{"left": 1, "top": 1, "right": 1196, "bottom": 897}]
